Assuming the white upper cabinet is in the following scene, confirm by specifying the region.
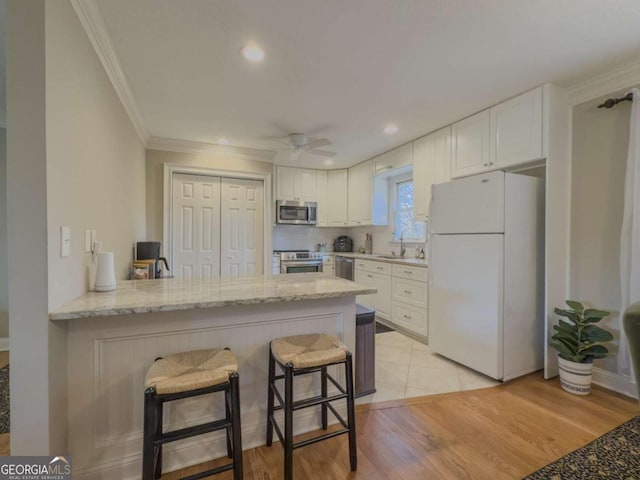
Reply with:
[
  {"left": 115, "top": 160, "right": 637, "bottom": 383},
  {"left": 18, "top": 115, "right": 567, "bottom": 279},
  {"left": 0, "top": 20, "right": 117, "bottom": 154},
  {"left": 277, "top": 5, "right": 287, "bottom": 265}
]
[
  {"left": 315, "top": 170, "right": 328, "bottom": 226},
  {"left": 452, "top": 110, "right": 491, "bottom": 178},
  {"left": 413, "top": 126, "right": 451, "bottom": 221},
  {"left": 327, "top": 169, "right": 349, "bottom": 226},
  {"left": 490, "top": 87, "right": 543, "bottom": 168},
  {"left": 276, "top": 166, "right": 317, "bottom": 202},
  {"left": 374, "top": 143, "right": 413, "bottom": 175},
  {"left": 452, "top": 87, "right": 545, "bottom": 179},
  {"left": 348, "top": 160, "right": 374, "bottom": 226}
]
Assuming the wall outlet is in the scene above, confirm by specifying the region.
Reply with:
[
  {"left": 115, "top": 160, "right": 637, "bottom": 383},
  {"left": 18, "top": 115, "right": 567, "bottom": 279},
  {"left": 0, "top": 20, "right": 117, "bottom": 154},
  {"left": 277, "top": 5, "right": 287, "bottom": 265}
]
[{"left": 60, "top": 226, "right": 71, "bottom": 257}]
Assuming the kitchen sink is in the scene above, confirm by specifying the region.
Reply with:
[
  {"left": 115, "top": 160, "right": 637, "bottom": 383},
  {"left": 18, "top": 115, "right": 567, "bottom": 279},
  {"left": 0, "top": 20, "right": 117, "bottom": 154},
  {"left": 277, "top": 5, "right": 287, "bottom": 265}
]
[{"left": 373, "top": 255, "right": 405, "bottom": 259}]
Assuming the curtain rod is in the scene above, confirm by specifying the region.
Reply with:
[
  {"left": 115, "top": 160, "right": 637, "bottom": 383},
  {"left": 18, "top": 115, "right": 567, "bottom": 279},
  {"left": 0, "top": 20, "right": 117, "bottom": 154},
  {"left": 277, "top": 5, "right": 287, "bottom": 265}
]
[{"left": 598, "top": 92, "right": 633, "bottom": 109}]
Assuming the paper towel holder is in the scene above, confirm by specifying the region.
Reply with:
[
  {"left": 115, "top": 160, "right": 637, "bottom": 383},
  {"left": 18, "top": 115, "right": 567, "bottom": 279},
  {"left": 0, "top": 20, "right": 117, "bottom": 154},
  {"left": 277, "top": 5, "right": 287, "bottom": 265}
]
[{"left": 95, "top": 251, "right": 116, "bottom": 292}]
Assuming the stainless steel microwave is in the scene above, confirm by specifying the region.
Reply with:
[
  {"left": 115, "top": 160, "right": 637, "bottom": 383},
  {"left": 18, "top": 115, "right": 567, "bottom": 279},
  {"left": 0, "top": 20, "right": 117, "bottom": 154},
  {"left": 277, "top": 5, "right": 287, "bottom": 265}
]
[{"left": 276, "top": 200, "right": 317, "bottom": 225}]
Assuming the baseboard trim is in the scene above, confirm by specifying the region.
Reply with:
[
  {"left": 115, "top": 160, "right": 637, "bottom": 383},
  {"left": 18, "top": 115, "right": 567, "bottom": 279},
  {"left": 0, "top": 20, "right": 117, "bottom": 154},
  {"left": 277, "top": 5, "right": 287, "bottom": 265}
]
[
  {"left": 0, "top": 338, "right": 10, "bottom": 351},
  {"left": 592, "top": 367, "right": 638, "bottom": 400}
]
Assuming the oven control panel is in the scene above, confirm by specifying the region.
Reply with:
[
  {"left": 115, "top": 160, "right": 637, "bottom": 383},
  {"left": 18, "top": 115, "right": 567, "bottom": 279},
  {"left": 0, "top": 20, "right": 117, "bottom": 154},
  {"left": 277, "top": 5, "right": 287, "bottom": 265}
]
[{"left": 280, "top": 251, "right": 323, "bottom": 261}]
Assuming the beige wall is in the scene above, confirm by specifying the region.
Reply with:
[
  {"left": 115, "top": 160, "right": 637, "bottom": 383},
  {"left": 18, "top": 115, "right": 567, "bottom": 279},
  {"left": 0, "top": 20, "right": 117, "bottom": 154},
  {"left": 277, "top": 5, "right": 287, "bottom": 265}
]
[
  {"left": 46, "top": 0, "right": 146, "bottom": 311},
  {"left": 0, "top": 128, "right": 7, "bottom": 339},
  {"left": 571, "top": 91, "right": 632, "bottom": 373},
  {"left": 146, "top": 149, "right": 273, "bottom": 242}
]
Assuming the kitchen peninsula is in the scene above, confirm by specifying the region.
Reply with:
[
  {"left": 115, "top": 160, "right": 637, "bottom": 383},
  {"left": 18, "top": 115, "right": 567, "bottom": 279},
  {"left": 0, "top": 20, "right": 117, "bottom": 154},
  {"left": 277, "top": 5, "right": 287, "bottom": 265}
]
[{"left": 51, "top": 274, "right": 375, "bottom": 480}]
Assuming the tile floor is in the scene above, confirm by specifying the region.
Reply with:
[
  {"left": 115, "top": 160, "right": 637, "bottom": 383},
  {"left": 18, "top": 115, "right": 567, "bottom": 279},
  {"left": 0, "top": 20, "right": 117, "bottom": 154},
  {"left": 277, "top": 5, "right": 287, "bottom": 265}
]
[{"left": 356, "top": 328, "right": 500, "bottom": 405}]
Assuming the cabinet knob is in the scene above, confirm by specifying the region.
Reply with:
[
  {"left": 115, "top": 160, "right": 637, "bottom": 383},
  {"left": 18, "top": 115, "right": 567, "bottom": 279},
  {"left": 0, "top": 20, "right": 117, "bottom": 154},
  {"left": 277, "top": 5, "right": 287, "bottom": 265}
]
[
  {"left": 367, "top": 274, "right": 373, "bottom": 278},
  {"left": 403, "top": 314, "right": 412, "bottom": 320},
  {"left": 377, "top": 266, "right": 383, "bottom": 270},
  {"left": 404, "top": 270, "right": 412, "bottom": 274},
  {"left": 387, "top": 165, "right": 392, "bottom": 169},
  {"left": 404, "top": 290, "right": 412, "bottom": 294}
]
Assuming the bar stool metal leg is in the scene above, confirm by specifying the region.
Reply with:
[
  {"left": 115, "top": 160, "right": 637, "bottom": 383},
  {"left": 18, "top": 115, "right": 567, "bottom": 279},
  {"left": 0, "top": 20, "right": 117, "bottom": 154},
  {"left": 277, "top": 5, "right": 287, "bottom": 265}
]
[
  {"left": 225, "top": 389, "right": 233, "bottom": 459},
  {"left": 154, "top": 400, "right": 163, "bottom": 479},
  {"left": 266, "top": 345, "right": 276, "bottom": 446},
  {"left": 230, "top": 372, "right": 244, "bottom": 480},
  {"left": 284, "top": 362, "right": 294, "bottom": 480},
  {"left": 345, "top": 352, "right": 357, "bottom": 471},
  {"left": 321, "top": 366, "right": 328, "bottom": 430},
  {"left": 142, "top": 388, "right": 158, "bottom": 480}
]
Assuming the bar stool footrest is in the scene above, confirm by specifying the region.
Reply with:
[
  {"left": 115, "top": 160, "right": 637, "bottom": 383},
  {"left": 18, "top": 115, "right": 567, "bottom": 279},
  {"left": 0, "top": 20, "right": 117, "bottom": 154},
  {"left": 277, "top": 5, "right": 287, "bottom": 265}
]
[
  {"left": 155, "top": 418, "right": 230, "bottom": 445},
  {"left": 181, "top": 462, "right": 234, "bottom": 480},
  {"left": 292, "top": 428, "right": 350, "bottom": 450}
]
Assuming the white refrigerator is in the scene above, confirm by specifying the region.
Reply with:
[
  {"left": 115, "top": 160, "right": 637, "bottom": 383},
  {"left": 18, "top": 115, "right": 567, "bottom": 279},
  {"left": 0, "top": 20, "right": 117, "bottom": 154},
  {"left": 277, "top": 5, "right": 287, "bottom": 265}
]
[{"left": 428, "top": 171, "right": 544, "bottom": 381}]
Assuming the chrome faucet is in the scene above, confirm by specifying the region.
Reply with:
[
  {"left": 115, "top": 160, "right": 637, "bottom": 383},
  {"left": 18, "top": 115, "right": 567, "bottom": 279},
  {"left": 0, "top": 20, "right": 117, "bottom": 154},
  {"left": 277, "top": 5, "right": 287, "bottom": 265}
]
[{"left": 399, "top": 235, "right": 406, "bottom": 258}]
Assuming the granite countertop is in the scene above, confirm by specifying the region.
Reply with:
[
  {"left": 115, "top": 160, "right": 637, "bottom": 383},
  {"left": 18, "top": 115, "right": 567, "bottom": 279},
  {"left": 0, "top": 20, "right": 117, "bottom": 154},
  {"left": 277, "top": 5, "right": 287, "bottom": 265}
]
[
  {"left": 326, "top": 252, "right": 428, "bottom": 267},
  {"left": 50, "top": 273, "right": 376, "bottom": 321}
]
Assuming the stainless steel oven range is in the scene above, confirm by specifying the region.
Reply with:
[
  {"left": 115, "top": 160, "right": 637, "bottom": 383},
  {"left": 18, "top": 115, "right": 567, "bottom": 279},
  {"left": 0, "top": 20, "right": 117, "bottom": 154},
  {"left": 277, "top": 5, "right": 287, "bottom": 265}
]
[{"left": 274, "top": 250, "right": 324, "bottom": 274}]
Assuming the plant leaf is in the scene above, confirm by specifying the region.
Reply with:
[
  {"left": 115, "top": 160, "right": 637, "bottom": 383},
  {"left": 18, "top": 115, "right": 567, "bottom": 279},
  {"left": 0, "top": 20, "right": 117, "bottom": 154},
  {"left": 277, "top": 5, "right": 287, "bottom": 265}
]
[
  {"left": 552, "top": 336, "right": 579, "bottom": 355},
  {"left": 551, "top": 340, "right": 575, "bottom": 359},
  {"left": 579, "top": 344, "right": 609, "bottom": 358},
  {"left": 583, "top": 309, "right": 610, "bottom": 323},
  {"left": 565, "top": 300, "right": 584, "bottom": 312},
  {"left": 554, "top": 320, "right": 577, "bottom": 335},
  {"left": 583, "top": 325, "right": 614, "bottom": 343},
  {"left": 554, "top": 308, "right": 580, "bottom": 324}
]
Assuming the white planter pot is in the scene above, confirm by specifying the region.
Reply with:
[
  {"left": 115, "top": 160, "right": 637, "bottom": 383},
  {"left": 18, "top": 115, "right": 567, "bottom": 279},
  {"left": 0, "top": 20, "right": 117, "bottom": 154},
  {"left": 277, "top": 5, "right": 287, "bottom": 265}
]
[{"left": 558, "top": 356, "right": 593, "bottom": 395}]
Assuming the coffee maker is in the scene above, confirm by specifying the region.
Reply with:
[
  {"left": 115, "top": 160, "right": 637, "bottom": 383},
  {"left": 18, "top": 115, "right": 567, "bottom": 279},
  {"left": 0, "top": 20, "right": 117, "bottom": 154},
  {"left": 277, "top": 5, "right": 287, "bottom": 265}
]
[{"left": 136, "top": 241, "right": 170, "bottom": 278}]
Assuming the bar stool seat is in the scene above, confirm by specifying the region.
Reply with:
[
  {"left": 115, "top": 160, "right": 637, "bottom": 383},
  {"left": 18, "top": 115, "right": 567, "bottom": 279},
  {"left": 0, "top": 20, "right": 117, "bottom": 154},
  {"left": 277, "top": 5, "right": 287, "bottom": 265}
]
[
  {"left": 145, "top": 348, "right": 238, "bottom": 394},
  {"left": 271, "top": 334, "right": 348, "bottom": 369},
  {"left": 266, "top": 333, "right": 357, "bottom": 480},
  {"left": 143, "top": 348, "right": 243, "bottom": 480}
]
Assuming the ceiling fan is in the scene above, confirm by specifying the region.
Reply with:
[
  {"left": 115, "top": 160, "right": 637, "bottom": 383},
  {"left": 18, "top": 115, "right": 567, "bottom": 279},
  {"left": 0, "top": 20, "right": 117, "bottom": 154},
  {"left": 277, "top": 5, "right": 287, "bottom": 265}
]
[{"left": 272, "top": 133, "right": 336, "bottom": 159}]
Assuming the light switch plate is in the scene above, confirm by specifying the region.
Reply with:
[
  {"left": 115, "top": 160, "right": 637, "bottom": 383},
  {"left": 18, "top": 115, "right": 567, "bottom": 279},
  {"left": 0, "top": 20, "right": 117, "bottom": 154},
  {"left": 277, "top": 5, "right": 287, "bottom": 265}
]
[
  {"left": 84, "top": 230, "right": 92, "bottom": 253},
  {"left": 60, "top": 226, "right": 71, "bottom": 257}
]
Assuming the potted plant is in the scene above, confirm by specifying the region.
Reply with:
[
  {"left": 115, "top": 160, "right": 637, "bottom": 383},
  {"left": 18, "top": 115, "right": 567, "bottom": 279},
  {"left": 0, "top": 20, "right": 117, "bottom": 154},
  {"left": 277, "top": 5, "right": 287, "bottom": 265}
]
[{"left": 551, "top": 300, "right": 613, "bottom": 395}]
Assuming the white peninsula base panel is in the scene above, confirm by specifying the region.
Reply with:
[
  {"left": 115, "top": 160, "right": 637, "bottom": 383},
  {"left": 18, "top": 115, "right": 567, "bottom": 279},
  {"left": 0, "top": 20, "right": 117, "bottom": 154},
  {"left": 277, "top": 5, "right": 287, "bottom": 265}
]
[{"left": 67, "top": 297, "right": 356, "bottom": 480}]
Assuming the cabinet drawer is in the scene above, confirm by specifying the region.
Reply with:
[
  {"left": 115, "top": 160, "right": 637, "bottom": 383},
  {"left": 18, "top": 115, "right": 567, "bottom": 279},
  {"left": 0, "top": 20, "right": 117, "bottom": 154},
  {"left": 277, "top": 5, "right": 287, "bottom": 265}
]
[
  {"left": 392, "top": 277, "right": 428, "bottom": 309},
  {"left": 370, "top": 261, "right": 391, "bottom": 275},
  {"left": 392, "top": 301, "right": 428, "bottom": 337},
  {"left": 354, "top": 259, "right": 374, "bottom": 272},
  {"left": 392, "top": 264, "right": 428, "bottom": 282}
]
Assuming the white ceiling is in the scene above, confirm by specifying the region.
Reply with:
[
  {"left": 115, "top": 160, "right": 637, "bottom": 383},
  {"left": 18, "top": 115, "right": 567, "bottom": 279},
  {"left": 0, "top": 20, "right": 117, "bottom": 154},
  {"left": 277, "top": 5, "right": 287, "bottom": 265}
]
[{"left": 83, "top": 1, "right": 640, "bottom": 167}]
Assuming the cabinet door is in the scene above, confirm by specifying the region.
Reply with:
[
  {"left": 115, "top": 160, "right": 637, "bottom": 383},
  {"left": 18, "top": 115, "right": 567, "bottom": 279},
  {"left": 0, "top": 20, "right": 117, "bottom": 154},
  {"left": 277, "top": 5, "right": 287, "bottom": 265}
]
[
  {"left": 315, "top": 170, "right": 328, "bottom": 226},
  {"left": 355, "top": 268, "right": 374, "bottom": 308},
  {"left": 412, "top": 134, "right": 431, "bottom": 221},
  {"left": 392, "top": 300, "right": 428, "bottom": 337},
  {"left": 374, "top": 151, "right": 394, "bottom": 174},
  {"left": 348, "top": 165, "right": 361, "bottom": 225},
  {"left": 371, "top": 272, "right": 392, "bottom": 319},
  {"left": 452, "top": 110, "right": 490, "bottom": 178},
  {"left": 295, "top": 168, "right": 317, "bottom": 202},
  {"left": 360, "top": 160, "right": 373, "bottom": 224},
  {"left": 276, "top": 166, "right": 297, "bottom": 200},
  {"left": 490, "top": 87, "right": 543, "bottom": 168},
  {"left": 392, "top": 143, "right": 413, "bottom": 170},
  {"left": 427, "top": 127, "right": 452, "bottom": 213},
  {"left": 327, "top": 169, "right": 348, "bottom": 226}
]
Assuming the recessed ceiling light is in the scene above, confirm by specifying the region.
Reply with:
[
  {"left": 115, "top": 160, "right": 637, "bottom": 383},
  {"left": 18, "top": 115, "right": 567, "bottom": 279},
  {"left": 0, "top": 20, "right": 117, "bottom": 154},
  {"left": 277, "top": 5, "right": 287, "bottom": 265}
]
[
  {"left": 384, "top": 124, "right": 398, "bottom": 135},
  {"left": 240, "top": 44, "right": 265, "bottom": 62},
  {"left": 323, "top": 159, "right": 334, "bottom": 166},
  {"left": 217, "top": 138, "right": 230, "bottom": 145}
]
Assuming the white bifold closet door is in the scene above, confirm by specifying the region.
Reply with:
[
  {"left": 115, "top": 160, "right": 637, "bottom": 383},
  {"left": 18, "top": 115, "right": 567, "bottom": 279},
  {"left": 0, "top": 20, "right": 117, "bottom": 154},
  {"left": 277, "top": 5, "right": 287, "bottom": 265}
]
[
  {"left": 220, "top": 177, "right": 264, "bottom": 277},
  {"left": 172, "top": 174, "right": 264, "bottom": 279}
]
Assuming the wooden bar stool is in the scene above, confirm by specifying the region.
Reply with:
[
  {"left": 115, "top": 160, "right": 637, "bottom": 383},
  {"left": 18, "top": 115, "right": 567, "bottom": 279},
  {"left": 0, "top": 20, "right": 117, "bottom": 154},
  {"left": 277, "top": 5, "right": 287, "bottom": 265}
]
[
  {"left": 266, "top": 334, "right": 357, "bottom": 480},
  {"left": 142, "top": 348, "right": 243, "bottom": 480}
]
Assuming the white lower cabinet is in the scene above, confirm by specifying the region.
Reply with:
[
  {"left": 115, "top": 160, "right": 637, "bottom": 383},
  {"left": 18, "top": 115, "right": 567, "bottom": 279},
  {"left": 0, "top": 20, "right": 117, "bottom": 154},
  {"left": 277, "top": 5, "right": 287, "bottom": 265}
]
[
  {"left": 355, "top": 260, "right": 391, "bottom": 319},
  {"left": 391, "top": 265, "right": 429, "bottom": 340},
  {"left": 322, "top": 255, "right": 335, "bottom": 276}
]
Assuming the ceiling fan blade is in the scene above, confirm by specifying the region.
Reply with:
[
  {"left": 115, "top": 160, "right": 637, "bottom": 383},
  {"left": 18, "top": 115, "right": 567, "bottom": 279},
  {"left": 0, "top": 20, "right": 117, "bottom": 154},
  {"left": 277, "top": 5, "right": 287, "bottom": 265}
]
[
  {"left": 307, "top": 149, "right": 336, "bottom": 158},
  {"left": 305, "top": 138, "right": 331, "bottom": 149}
]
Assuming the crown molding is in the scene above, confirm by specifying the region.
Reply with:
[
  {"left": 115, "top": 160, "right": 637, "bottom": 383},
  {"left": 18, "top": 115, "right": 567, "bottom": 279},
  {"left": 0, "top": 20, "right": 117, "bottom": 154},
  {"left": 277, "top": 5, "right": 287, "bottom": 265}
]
[
  {"left": 69, "top": 0, "right": 149, "bottom": 145},
  {"left": 568, "top": 57, "right": 640, "bottom": 106},
  {"left": 147, "top": 136, "right": 277, "bottom": 162}
]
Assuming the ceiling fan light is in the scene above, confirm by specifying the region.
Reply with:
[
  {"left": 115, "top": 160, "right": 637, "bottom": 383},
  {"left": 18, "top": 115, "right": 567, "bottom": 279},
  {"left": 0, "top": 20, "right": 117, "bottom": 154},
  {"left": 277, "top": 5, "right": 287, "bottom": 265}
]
[
  {"left": 240, "top": 44, "right": 265, "bottom": 62},
  {"left": 384, "top": 124, "right": 398, "bottom": 135}
]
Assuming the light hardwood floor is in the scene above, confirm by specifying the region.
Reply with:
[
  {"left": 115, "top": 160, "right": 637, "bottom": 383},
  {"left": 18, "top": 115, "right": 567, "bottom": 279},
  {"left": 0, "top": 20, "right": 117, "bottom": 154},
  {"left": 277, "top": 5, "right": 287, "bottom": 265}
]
[
  {"left": 0, "top": 351, "right": 8, "bottom": 456},
  {"left": 163, "top": 372, "right": 639, "bottom": 479}
]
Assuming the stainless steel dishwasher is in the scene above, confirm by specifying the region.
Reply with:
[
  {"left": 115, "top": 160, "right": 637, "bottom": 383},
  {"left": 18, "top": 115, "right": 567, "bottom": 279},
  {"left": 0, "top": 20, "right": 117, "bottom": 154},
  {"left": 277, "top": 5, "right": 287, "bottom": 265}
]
[{"left": 334, "top": 256, "right": 354, "bottom": 281}]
